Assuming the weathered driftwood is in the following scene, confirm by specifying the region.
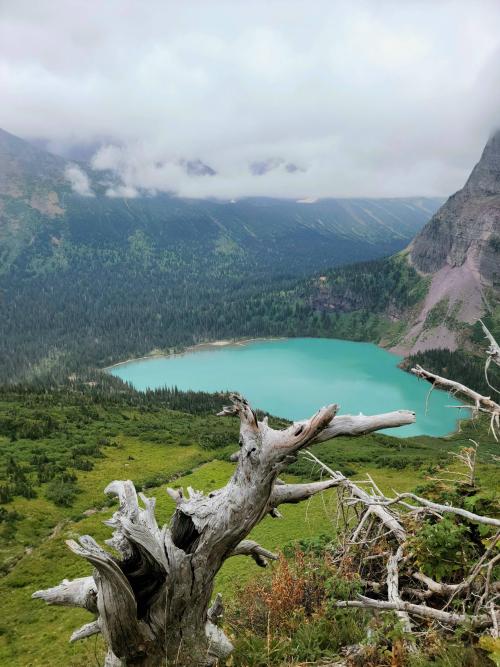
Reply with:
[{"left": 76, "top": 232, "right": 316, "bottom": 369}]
[
  {"left": 307, "top": 452, "right": 500, "bottom": 638},
  {"left": 303, "top": 451, "right": 407, "bottom": 542},
  {"left": 480, "top": 319, "right": 500, "bottom": 369},
  {"left": 32, "top": 394, "right": 415, "bottom": 667},
  {"left": 337, "top": 597, "right": 492, "bottom": 628},
  {"left": 411, "top": 364, "right": 500, "bottom": 418},
  {"left": 366, "top": 492, "right": 500, "bottom": 527},
  {"left": 411, "top": 323, "right": 500, "bottom": 440}
]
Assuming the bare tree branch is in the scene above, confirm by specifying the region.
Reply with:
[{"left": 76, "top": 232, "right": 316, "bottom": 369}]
[
  {"left": 337, "top": 596, "right": 492, "bottom": 628},
  {"left": 269, "top": 478, "right": 340, "bottom": 507},
  {"left": 366, "top": 492, "right": 500, "bottom": 527},
  {"left": 32, "top": 576, "right": 97, "bottom": 612},
  {"left": 230, "top": 540, "right": 278, "bottom": 567},
  {"left": 411, "top": 364, "right": 500, "bottom": 440},
  {"left": 303, "top": 451, "right": 407, "bottom": 543},
  {"left": 480, "top": 319, "right": 500, "bottom": 369}
]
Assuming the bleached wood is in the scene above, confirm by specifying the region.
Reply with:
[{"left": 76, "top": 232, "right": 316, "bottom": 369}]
[
  {"left": 412, "top": 571, "right": 461, "bottom": 595},
  {"left": 480, "top": 319, "right": 500, "bottom": 368},
  {"left": 310, "top": 410, "right": 416, "bottom": 441},
  {"left": 387, "top": 546, "right": 412, "bottom": 633},
  {"left": 230, "top": 410, "right": 417, "bottom": 463},
  {"left": 70, "top": 620, "right": 101, "bottom": 643},
  {"left": 367, "top": 492, "right": 500, "bottom": 527},
  {"left": 230, "top": 539, "right": 278, "bottom": 567},
  {"left": 33, "top": 393, "right": 413, "bottom": 666},
  {"left": 308, "top": 448, "right": 500, "bottom": 640},
  {"left": 303, "top": 451, "right": 407, "bottom": 543},
  {"left": 337, "top": 596, "right": 493, "bottom": 628},
  {"left": 411, "top": 363, "right": 500, "bottom": 440},
  {"left": 269, "top": 478, "right": 340, "bottom": 507},
  {"left": 411, "top": 363, "right": 500, "bottom": 414},
  {"left": 32, "top": 576, "right": 97, "bottom": 612}
]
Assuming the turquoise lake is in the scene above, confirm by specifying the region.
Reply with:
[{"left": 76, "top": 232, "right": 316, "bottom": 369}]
[{"left": 109, "top": 338, "right": 467, "bottom": 437}]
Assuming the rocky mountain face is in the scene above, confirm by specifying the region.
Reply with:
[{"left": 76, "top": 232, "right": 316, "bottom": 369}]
[
  {"left": 0, "top": 127, "right": 67, "bottom": 219},
  {"left": 394, "top": 130, "right": 500, "bottom": 354},
  {"left": 410, "top": 130, "right": 500, "bottom": 279}
]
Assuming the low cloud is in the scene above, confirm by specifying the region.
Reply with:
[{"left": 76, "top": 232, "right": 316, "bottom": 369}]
[
  {"left": 64, "top": 164, "right": 94, "bottom": 197},
  {"left": 2, "top": 1, "right": 500, "bottom": 198},
  {"left": 105, "top": 184, "right": 138, "bottom": 199}
]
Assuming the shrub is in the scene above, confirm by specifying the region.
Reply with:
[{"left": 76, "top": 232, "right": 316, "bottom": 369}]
[
  {"left": 199, "top": 432, "right": 236, "bottom": 450},
  {"left": 72, "top": 458, "right": 94, "bottom": 471},
  {"left": 227, "top": 548, "right": 366, "bottom": 666},
  {"left": 45, "top": 478, "right": 79, "bottom": 507},
  {"left": 408, "top": 516, "right": 477, "bottom": 581}
]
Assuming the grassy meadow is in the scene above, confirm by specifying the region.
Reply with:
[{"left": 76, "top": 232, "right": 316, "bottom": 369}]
[{"left": 0, "top": 389, "right": 498, "bottom": 666}]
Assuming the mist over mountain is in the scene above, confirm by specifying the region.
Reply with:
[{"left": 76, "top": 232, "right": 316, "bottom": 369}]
[
  {"left": 0, "top": 127, "right": 443, "bottom": 382},
  {"left": 302, "top": 130, "right": 500, "bottom": 361}
]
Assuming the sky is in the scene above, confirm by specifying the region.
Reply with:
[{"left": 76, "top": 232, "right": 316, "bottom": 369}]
[{"left": 1, "top": 0, "right": 500, "bottom": 200}]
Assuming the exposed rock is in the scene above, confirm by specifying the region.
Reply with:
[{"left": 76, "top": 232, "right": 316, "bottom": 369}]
[
  {"left": 410, "top": 130, "right": 500, "bottom": 280},
  {"left": 395, "top": 130, "right": 500, "bottom": 353}
]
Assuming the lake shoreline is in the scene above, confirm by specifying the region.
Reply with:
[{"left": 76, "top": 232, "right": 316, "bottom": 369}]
[
  {"left": 104, "top": 336, "right": 289, "bottom": 371},
  {"left": 106, "top": 337, "right": 468, "bottom": 438}
]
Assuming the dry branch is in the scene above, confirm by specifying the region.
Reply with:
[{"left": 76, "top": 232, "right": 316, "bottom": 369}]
[
  {"left": 411, "top": 356, "right": 500, "bottom": 440},
  {"left": 230, "top": 540, "right": 278, "bottom": 567},
  {"left": 303, "top": 451, "right": 407, "bottom": 543},
  {"left": 366, "top": 492, "right": 500, "bottom": 527},
  {"left": 33, "top": 393, "right": 413, "bottom": 666},
  {"left": 411, "top": 364, "right": 500, "bottom": 416},
  {"left": 337, "top": 597, "right": 493, "bottom": 628},
  {"left": 306, "top": 449, "right": 499, "bottom": 642},
  {"left": 480, "top": 320, "right": 500, "bottom": 369}
]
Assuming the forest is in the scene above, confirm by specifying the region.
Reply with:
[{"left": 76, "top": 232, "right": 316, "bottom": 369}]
[{"left": 2, "top": 242, "right": 497, "bottom": 402}]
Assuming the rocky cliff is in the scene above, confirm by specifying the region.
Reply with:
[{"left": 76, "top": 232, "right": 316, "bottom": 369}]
[{"left": 394, "top": 130, "right": 500, "bottom": 353}]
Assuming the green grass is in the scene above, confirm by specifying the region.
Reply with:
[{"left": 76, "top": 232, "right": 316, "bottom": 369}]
[
  {"left": 0, "top": 391, "right": 498, "bottom": 666},
  {"left": 0, "top": 459, "right": 340, "bottom": 667}
]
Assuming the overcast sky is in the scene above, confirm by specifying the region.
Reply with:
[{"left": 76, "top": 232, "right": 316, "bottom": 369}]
[{"left": 1, "top": 0, "right": 500, "bottom": 199}]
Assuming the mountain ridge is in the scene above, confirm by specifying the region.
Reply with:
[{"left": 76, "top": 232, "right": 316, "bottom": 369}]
[
  {"left": 399, "top": 129, "right": 500, "bottom": 353},
  {"left": 0, "top": 127, "right": 446, "bottom": 383},
  {"left": 301, "top": 130, "right": 500, "bottom": 364}
]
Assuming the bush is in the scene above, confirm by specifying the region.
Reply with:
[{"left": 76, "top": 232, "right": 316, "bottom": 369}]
[
  {"left": 408, "top": 516, "right": 477, "bottom": 582},
  {"left": 45, "top": 477, "right": 79, "bottom": 507},
  {"left": 227, "top": 548, "right": 366, "bottom": 666},
  {"left": 199, "top": 432, "right": 236, "bottom": 450},
  {"left": 72, "top": 458, "right": 94, "bottom": 471}
]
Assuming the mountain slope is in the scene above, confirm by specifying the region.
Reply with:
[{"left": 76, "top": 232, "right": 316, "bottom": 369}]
[
  {"left": 0, "top": 126, "right": 442, "bottom": 274},
  {"left": 0, "top": 128, "right": 443, "bottom": 382},
  {"left": 297, "top": 130, "right": 500, "bottom": 369},
  {"left": 399, "top": 129, "right": 500, "bottom": 352}
]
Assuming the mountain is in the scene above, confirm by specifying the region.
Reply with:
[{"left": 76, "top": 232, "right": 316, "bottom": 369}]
[
  {"left": 399, "top": 129, "right": 500, "bottom": 352},
  {"left": 0, "top": 127, "right": 441, "bottom": 272},
  {"left": 296, "top": 130, "right": 500, "bottom": 381},
  {"left": 0, "top": 127, "right": 443, "bottom": 382}
]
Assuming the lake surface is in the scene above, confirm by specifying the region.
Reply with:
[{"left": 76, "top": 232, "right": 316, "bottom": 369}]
[{"left": 109, "top": 338, "right": 467, "bottom": 437}]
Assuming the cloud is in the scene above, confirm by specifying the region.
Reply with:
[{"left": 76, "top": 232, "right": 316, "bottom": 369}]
[
  {"left": 64, "top": 164, "right": 94, "bottom": 197},
  {"left": 105, "top": 184, "right": 138, "bottom": 199},
  {"left": 1, "top": 0, "right": 500, "bottom": 198}
]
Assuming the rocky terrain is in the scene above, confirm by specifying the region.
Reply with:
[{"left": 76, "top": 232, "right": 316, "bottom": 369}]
[{"left": 395, "top": 130, "right": 500, "bottom": 353}]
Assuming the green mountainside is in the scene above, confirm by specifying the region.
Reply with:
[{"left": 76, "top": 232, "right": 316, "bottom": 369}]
[{"left": 0, "top": 127, "right": 443, "bottom": 382}]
